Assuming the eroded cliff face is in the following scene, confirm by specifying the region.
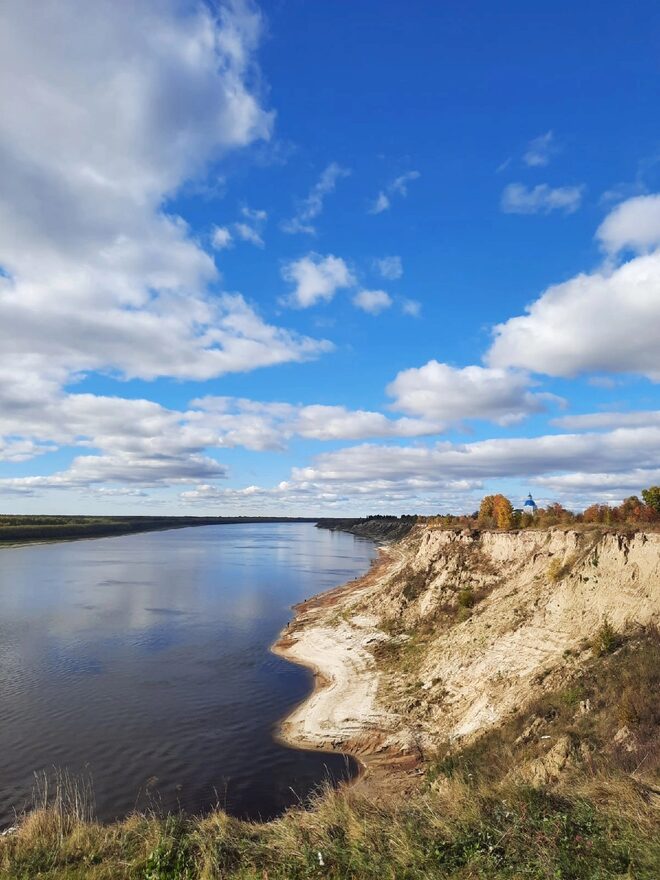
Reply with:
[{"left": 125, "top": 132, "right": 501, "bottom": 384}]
[
  {"left": 375, "top": 528, "right": 659, "bottom": 743},
  {"left": 276, "top": 526, "right": 660, "bottom": 762}
]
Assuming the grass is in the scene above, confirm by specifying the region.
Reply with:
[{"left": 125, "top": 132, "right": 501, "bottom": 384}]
[
  {"left": 2, "top": 633, "right": 658, "bottom": 879},
  {"left": 2, "top": 775, "right": 659, "bottom": 879},
  {"left": 432, "top": 624, "right": 659, "bottom": 772},
  {"left": 591, "top": 618, "right": 621, "bottom": 656}
]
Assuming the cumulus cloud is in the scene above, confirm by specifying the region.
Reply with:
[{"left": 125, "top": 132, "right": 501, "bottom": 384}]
[
  {"left": 387, "top": 361, "right": 561, "bottom": 425},
  {"left": 501, "top": 183, "right": 584, "bottom": 214},
  {"left": 596, "top": 193, "right": 660, "bottom": 255},
  {"left": 1, "top": 454, "right": 226, "bottom": 495},
  {"left": 232, "top": 206, "right": 267, "bottom": 246},
  {"left": 523, "top": 131, "right": 557, "bottom": 167},
  {"left": 0, "top": 388, "right": 445, "bottom": 497},
  {"left": 488, "top": 194, "right": 660, "bottom": 380},
  {"left": 401, "top": 298, "right": 422, "bottom": 317},
  {"left": 189, "top": 397, "right": 443, "bottom": 450},
  {"left": 234, "top": 223, "right": 263, "bottom": 247},
  {"left": 0, "top": 390, "right": 228, "bottom": 492},
  {"left": 212, "top": 226, "right": 233, "bottom": 249},
  {"left": 488, "top": 249, "right": 660, "bottom": 380},
  {"left": 0, "top": 0, "right": 335, "bottom": 394},
  {"left": 169, "top": 425, "right": 653, "bottom": 511},
  {"left": 281, "top": 253, "right": 355, "bottom": 307},
  {"left": 0, "top": 438, "right": 56, "bottom": 463},
  {"left": 179, "top": 477, "right": 482, "bottom": 514},
  {"left": 369, "top": 192, "right": 391, "bottom": 214},
  {"left": 281, "top": 162, "right": 350, "bottom": 234},
  {"left": 532, "top": 468, "right": 660, "bottom": 495},
  {"left": 553, "top": 410, "right": 660, "bottom": 431},
  {"left": 292, "top": 427, "right": 660, "bottom": 490},
  {"left": 368, "top": 171, "right": 420, "bottom": 214},
  {"left": 374, "top": 255, "right": 403, "bottom": 280},
  {"left": 352, "top": 289, "right": 393, "bottom": 314}
]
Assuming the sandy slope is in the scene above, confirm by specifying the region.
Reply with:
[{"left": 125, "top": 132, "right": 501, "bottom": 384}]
[
  {"left": 274, "top": 527, "right": 660, "bottom": 763},
  {"left": 273, "top": 547, "right": 409, "bottom": 755}
]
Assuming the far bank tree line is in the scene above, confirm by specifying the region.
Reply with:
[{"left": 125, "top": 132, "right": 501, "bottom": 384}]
[{"left": 428, "top": 486, "right": 660, "bottom": 530}]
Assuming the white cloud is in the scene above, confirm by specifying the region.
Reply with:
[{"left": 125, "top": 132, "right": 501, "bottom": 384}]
[
  {"left": 234, "top": 222, "right": 264, "bottom": 247},
  {"left": 353, "top": 289, "right": 393, "bottom": 314},
  {"left": 374, "top": 255, "right": 403, "bottom": 280},
  {"left": 190, "top": 397, "right": 443, "bottom": 450},
  {"left": 488, "top": 249, "right": 660, "bottom": 380},
  {"left": 281, "top": 253, "right": 355, "bottom": 308},
  {"left": 501, "top": 183, "right": 584, "bottom": 215},
  {"left": 368, "top": 170, "right": 420, "bottom": 214},
  {"left": 0, "top": 0, "right": 335, "bottom": 393},
  {"left": 489, "top": 195, "right": 660, "bottom": 380},
  {"left": 179, "top": 477, "right": 482, "bottom": 514},
  {"left": 242, "top": 207, "right": 267, "bottom": 223},
  {"left": 0, "top": 438, "right": 56, "bottom": 463},
  {"left": 1, "top": 454, "right": 226, "bottom": 495},
  {"left": 212, "top": 226, "right": 233, "bottom": 249},
  {"left": 228, "top": 205, "right": 267, "bottom": 246},
  {"left": 553, "top": 410, "right": 660, "bottom": 431},
  {"left": 292, "top": 426, "right": 660, "bottom": 489},
  {"left": 390, "top": 171, "right": 421, "bottom": 196},
  {"left": 401, "top": 298, "right": 422, "bottom": 317},
  {"left": 281, "top": 162, "right": 350, "bottom": 234},
  {"left": 369, "top": 192, "right": 391, "bottom": 215},
  {"left": 387, "top": 361, "right": 560, "bottom": 426},
  {"left": 0, "top": 389, "right": 445, "bottom": 494},
  {"left": 523, "top": 131, "right": 556, "bottom": 167},
  {"left": 596, "top": 193, "right": 660, "bottom": 255},
  {"left": 532, "top": 468, "right": 660, "bottom": 495}
]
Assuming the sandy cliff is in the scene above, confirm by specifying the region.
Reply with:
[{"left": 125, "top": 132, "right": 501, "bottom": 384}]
[{"left": 275, "top": 525, "right": 660, "bottom": 766}]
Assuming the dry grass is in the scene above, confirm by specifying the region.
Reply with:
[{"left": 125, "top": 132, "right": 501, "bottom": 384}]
[{"left": 2, "top": 772, "right": 658, "bottom": 879}]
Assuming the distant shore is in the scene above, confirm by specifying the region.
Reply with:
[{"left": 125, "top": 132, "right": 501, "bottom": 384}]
[{"left": 0, "top": 515, "right": 321, "bottom": 547}]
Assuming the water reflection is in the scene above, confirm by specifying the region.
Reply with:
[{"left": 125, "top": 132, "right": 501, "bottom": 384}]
[{"left": 0, "top": 523, "right": 376, "bottom": 824}]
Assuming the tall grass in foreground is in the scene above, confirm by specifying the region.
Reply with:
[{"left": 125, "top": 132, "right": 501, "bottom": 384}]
[{"left": 1, "top": 773, "right": 658, "bottom": 879}]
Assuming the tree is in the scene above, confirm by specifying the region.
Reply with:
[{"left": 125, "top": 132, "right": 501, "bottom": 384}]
[
  {"left": 619, "top": 496, "right": 643, "bottom": 522},
  {"left": 478, "top": 495, "right": 496, "bottom": 527},
  {"left": 642, "top": 486, "right": 660, "bottom": 514},
  {"left": 478, "top": 494, "right": 513, "bottom": 529},
  {"left": 583, "top": 503, "right": 608, "bottom": 524},
  {"left": 538, "top": 502, "right": 573, "bottom": 526},
  {"left": 493, "top": 495, "right": 514, "bottom": 530}
]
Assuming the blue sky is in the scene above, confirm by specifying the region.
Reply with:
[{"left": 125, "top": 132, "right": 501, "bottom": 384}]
[{"left": 1, "top": 0, "right": 660, "bottom": 515}]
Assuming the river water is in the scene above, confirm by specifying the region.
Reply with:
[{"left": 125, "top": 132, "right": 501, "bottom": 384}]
[{"left": 0, "top": 523, "right": 376, "bottom": 825}]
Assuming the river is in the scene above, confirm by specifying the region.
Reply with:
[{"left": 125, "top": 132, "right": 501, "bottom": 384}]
[{"left": 0, "top": 522, "right": 376, "bottom": 825}]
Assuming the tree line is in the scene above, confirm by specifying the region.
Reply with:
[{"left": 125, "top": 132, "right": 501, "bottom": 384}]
[{"left": 428, "top": 486, "right": 660, "bottom": 530}]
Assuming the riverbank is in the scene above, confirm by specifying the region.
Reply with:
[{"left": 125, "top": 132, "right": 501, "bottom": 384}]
[
  {"left": 0, "top": 515, "right": 319, "bottom": 547},
  {"left": 274, "top": 523, "right": 660, "bottom": 779},
  {"left": 272, "top": 546, "right": 422, "bottom": 791}
]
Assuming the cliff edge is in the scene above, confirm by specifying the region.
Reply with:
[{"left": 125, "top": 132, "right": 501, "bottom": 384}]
[{"left": 275, "top": 525, "right": 660, "bottom": 773}]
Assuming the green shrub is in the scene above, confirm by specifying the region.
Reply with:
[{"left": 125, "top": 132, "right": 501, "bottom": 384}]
[
  {"left": 457, "top": 588, "right": 475, "bottom": 608},
  {"left": 592, "top": 618, "right": 619, "bottom": 656}
]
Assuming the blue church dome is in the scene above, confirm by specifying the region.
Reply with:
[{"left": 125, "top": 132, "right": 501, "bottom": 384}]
[{"left": 523, "top": 493, "right": 537, "bottom": 511}]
